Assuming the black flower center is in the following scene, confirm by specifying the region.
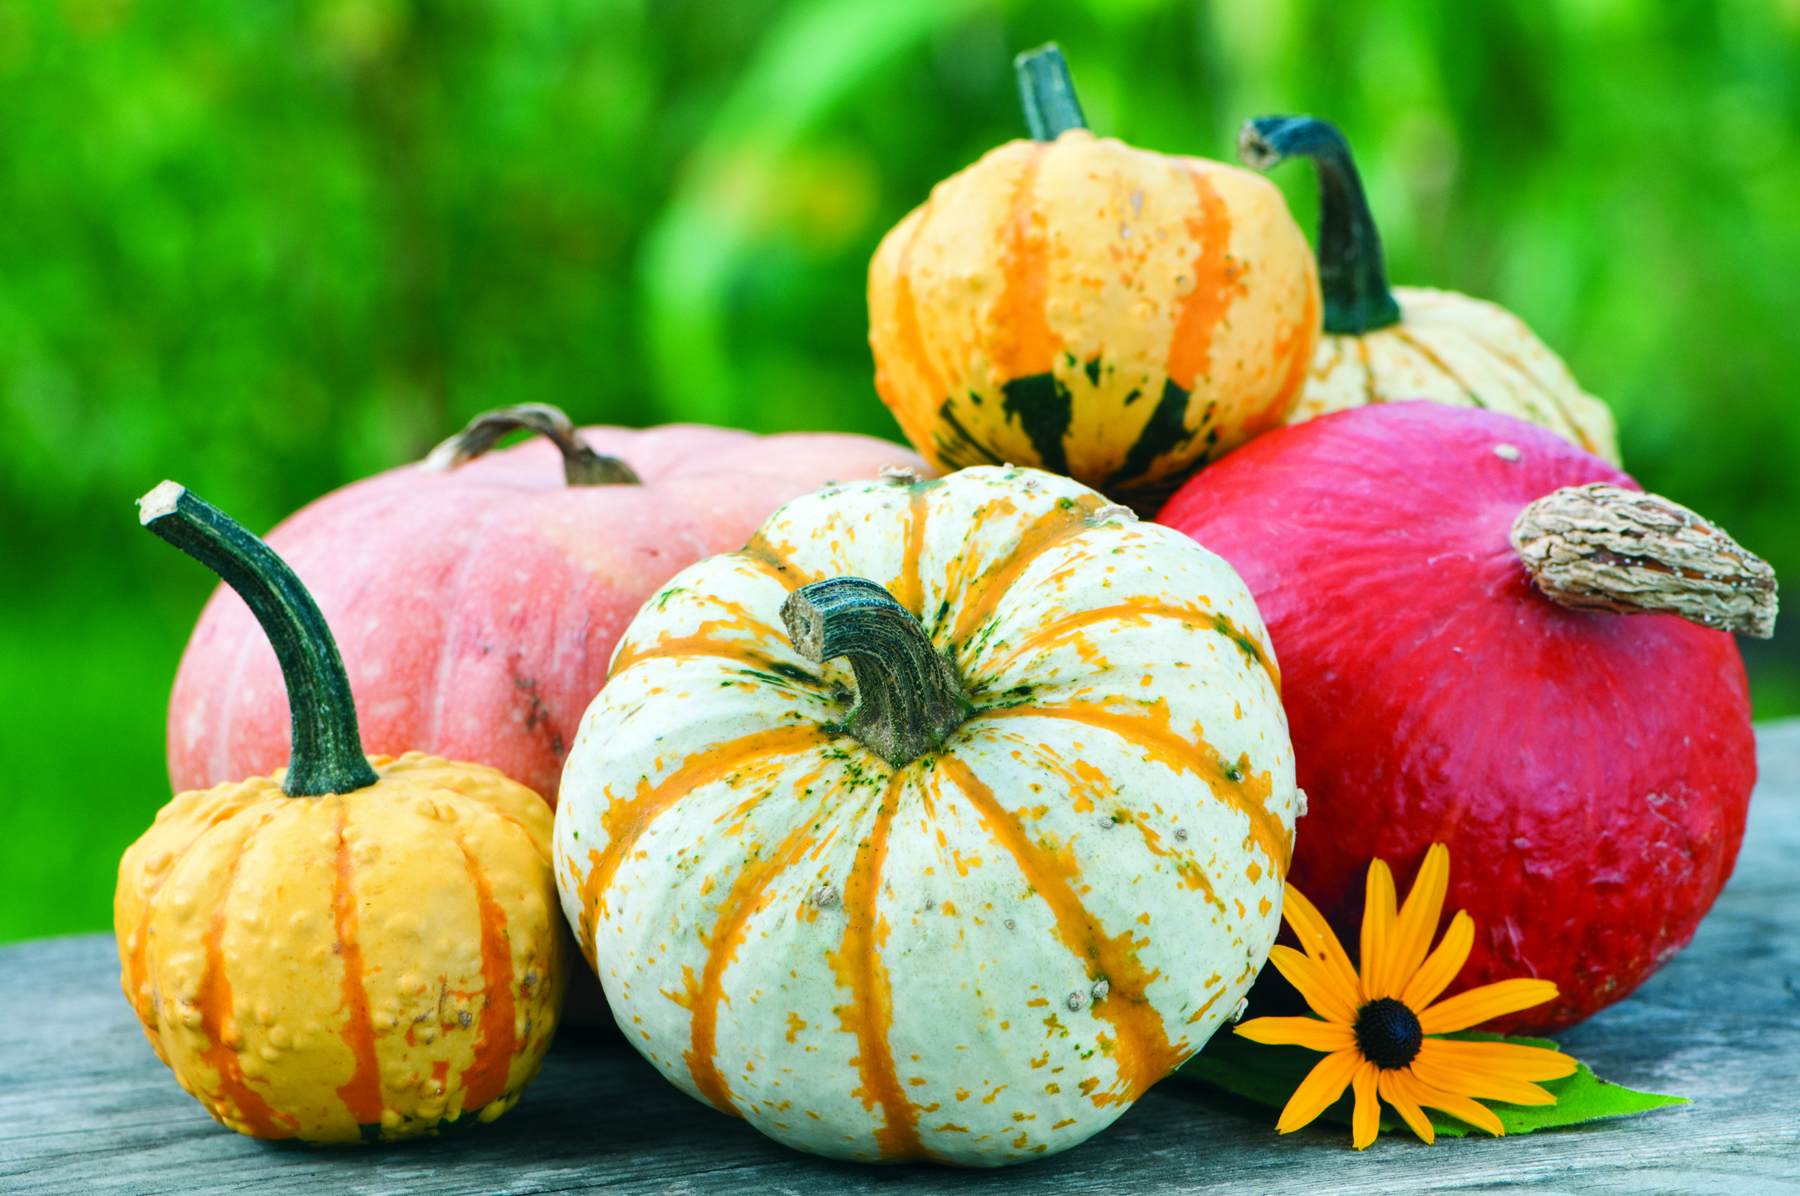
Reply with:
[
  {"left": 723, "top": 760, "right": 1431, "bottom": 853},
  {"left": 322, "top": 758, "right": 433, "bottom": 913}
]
[{"left": 1354, "top": 997, "right": 1422, "bottom": 1070}]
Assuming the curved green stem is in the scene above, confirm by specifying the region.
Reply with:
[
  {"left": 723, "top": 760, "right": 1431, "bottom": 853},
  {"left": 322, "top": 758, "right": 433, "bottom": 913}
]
[
  {"left": 1015, "top": 43, "right": 1087, "bottom": 141},
  {"left": 1238, "top": 115, "right": 1401, "bottom": 335},
  {"left": 139, "top": 481, "right": 379, "bottom": 797},
  {"left": 423, "top": 403, "right": 640, "bottom": 486},
  {"left": 780, "top": 578, "right": 969, "bottom": 767}
]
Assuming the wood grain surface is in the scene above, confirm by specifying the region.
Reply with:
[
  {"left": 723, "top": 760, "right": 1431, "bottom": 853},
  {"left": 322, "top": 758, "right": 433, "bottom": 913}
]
[{"left": 5, "top": 721, "right": 1797, "bottom": 1195}]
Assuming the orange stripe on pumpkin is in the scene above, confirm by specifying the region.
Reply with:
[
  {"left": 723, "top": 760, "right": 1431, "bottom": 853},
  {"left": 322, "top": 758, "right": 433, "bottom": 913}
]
[
  {"left": 610, "top": 595, "right": 787, "bottom": 678},
  {"left": 979, "top": 728, "right": 1224, "bottom": 902},
  {"left": 578, "top": 725, "right": 833, "bottom": 953},
  {"left": 974, "top": 700, "right": 1291, "bottom": 874},
  {"left": 192, "top": 810, "right": 294, "bottom": 1138},
  {"left": 125, "top": 793, "right": 264, "bottom": 1040},
  {"left": 1246, "top": 272, "right": 1317, "bottom": 438},
  {"left": 612, "top": 637, "right": 787, "bottom": 680},
  {"left": 890, "top": 204, "right": 949, "bottom": 415},
  {"left": 949, "top": 496, "right": 1103, "bottom": 650},
  {"left": 740, "top": 533, "right": 823, "bottom": 594},
  {"left": 827, "top": 771, "right": 928, "bottom": 1161},
  {"left": 936, "top": 756, "right": 1185, "bottom": 1105},
  {"left": 332, "top": 803, "right": 385, "bottom": 1128},
  {"left": 1163, "top": 166, "right": 1235, "bottom": 394},
  {"left": 686, "top": 817, "right": 823, "bottom": 1116},
  {"left": 893, "top": 485, "right": 933, "bottom": 620},
  {"left": 455, "top": 824, "right": 518, "bottom": 1114},
  {"left": 980, "top": 598, "right": 1279, "bottom": 695},
  {"left": 611, "top": 628, "right": 787, "bottom": 682},
  {"left": 989, "top": 143, "right": 1061, "bottom": 381}
]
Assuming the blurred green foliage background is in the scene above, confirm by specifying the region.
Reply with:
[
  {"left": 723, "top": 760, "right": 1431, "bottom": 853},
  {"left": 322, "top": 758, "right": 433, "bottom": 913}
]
[{"left": 4, "top": 0, "right": 1797, "bottom": 942}]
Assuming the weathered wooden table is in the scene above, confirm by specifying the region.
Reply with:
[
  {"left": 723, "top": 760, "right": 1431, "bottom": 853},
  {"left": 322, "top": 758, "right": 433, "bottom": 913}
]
[{"left": 6, "top": 722, "right": 1798, "bottom": 1195}]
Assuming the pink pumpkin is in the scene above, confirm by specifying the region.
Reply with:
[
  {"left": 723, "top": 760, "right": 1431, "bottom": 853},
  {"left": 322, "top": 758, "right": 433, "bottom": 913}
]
[
  {"left": 168, "top": 406, "right": 930, "bottom": 805},
  {"left": 1158, "top": 402, "right": 1771, "bottom": 1032}
]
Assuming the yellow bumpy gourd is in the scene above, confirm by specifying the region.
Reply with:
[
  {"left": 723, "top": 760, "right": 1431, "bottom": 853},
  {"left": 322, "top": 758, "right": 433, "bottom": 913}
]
[{"left": 119, "top": 481, "right": 567, "bottom": 1142}]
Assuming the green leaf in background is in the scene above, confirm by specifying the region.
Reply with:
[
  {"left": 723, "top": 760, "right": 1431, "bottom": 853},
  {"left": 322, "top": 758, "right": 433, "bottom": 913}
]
[
  {"left": 1177, "top": 1028, "right": 1687, "bottom": 1140},
  {"left": 5, "top": 0, "right": 1800, "bottom": 949}
]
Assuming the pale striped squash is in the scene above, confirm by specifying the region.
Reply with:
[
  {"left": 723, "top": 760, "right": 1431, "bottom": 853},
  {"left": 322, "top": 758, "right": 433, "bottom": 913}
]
[
  {"left": 554, "top": 466, "right": 1300, "bottom": 1165},
  {"left": 1293, "top": 286, "right": 1621, "bottom": 463},
  {"left": 1238, "top": 116, "right": 1620, "bottom": 464}
]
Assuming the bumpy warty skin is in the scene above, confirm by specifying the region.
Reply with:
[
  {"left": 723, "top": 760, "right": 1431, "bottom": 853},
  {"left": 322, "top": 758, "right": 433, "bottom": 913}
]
[
  {"left": 870, "top": 129, "right": 1319, "bottom": 508},
  {"left": 555, "top": 467, "right": 1301, "bottom": 1165},
  {"left": 116, "top": 753, "right": 567, "bottom": 1142}
]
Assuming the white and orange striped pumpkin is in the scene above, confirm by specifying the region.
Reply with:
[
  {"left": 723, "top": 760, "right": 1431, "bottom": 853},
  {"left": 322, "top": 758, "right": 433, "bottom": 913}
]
[{"left": 554, "top": 465, "right": 1300, "bottom": 1165}]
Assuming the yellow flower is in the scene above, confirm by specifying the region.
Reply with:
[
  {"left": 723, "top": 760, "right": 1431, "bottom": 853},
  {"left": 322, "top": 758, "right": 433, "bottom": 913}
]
[{"left": 1235, "top": 843, "right": 1577, "bottom": 1149}]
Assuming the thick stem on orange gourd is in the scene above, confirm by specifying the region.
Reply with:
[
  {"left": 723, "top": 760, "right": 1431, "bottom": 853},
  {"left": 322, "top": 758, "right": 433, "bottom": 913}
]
[
  {"left": 138, "top": 481, "right": 380, "bottom": 797},
  {"left": 1511, "top": 483, "right": 1778, "bottom": 638},
  {"left": 1237, "top": 115, "right": 1400, "bottom": 336},
  {"left": 1015, "top": 43, "right": 1087, "bottom": 142},
  {"left": 780, "top": 578, "right": 970, "bottom": 767},
  {"left": 423, "top": 402, "right": 640, "bottom": 486}
]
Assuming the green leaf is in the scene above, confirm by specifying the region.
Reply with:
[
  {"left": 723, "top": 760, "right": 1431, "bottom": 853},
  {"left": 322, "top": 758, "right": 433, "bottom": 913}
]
[{"left": 1175, "top": 1028, "right": 1687, "bottom": 1140}]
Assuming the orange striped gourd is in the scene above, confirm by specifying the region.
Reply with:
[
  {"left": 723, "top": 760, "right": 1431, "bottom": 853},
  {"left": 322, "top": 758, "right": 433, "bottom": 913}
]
[
  {"left": 116, "top": 482, "right": 566, "bottom": 1142},
  {"left": 867, "top": 46, "right": 1319, "bottom": 512},
  {"left": 554, "top": 465, "right": 1300, "bottom": 1165},
  {"left": 1237, "top": 116, "right": 1620, "bottom": 463}
]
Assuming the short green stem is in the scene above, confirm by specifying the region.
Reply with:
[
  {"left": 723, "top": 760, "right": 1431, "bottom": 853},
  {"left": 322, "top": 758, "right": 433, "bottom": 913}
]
[
  {"left": 1237, "top": 115, "right": 1401, "bottom": 335},
  {"left": 424, "top": 403, "right": 641, "bottom": 486},
  {"left": 1015, "top": 43, "right": 1087, "bottom": 142},
  {"left": 780, "top": 578, "right": 969, "bottom": 767},
  {"left": 138, "top": 481, "right": 379, "bottom": 797}
]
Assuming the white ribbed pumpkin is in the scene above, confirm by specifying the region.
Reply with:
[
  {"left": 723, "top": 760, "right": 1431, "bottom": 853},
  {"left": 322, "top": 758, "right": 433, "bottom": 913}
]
[
  {"left": 1293, "top": 286, "right": 1620, "bottom": 463},
  {"left": 553, "top": 466, "right": 1299, "bottom": 1166}
]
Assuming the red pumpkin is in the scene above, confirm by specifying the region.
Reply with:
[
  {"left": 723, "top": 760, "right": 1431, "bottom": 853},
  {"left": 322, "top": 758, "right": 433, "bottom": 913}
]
[
  {"left": 1158, "top": 402, "right": 1770, "bottom": 1032},
  {"left": 168, "top": 406, "right": 930, "bottom": 805}
]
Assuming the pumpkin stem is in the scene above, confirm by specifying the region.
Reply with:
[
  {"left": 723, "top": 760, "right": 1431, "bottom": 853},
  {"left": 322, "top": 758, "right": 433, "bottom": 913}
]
[
  {"left": 423, "top": 403, "right": 641, "bottom": 486},
  {"left": 1511, "top": 483, "right": 1778, "bottom": 638},
  {"left": 1015, "top": 43, "right": 1087, "bottom": 142},
  {"left": 138, "top": 481, "right": 380, "bottom": 797},
  {"left": 1237, "top": 116, "right": 1400, "bottom": 336},
  {"left": 781, "top": 578, "right": 969, "bottom": 767}
]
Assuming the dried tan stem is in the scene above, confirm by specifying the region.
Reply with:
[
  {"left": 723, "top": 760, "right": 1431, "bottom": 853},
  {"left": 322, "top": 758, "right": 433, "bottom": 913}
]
[
  {"left": 1511, "top": 483, "right": 1777, "bottom": 638},
  {"left": 423, "top": 403, "right": 640, "bottom": 486}
]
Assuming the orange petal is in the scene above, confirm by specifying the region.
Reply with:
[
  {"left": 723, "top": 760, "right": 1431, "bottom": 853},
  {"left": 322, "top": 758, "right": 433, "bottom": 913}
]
[
  {"left": 1275, "top": 1048, "right": 1363, "bottom": 1135},
  {"left": 1378, "top": 1067, "right": 1436, "bottom": 1145},
  {"left": 1399, "top": 1069, "right": 1505, "bottom": 1137},
  {"left": 1282, "top": 883, "right": 1365, "bottom": 1006},
  {"left": 1384, "top": 843, "right": 1450, "bottom": 1000},
  {"left": 1266, "top": 946, "right": 1359, "bottom": 1026},
  {"left": 1233, "top": 1015, "right": 1357, "bottom": 1053},
  {"left": 1409, "top": 1054, "right": 1558, "bottom": 1106},
  {"left": 1400, "top": 911, "right": 1474, "bottom": 1012},
  {"left": 1419, "top": 978, "right": 1559, "bottom": 1034},
  {"left": 1388, "top": 1066, "right": 1510, "bottom": 1138},
  {"left": 1351, "top": 1059, "right": 1380, "bottom": 1149},
  {"left": 1417, "top": 1037, "right": 1578, "bottom": 1082},
  {"left": 1360, "top": 860, "right": 1397, "bottom": 1000}
]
